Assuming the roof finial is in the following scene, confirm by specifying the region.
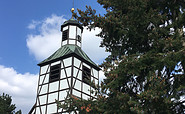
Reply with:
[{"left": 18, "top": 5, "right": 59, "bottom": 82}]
[
  {"left": 71, "top": 8, "right": 75, "bottom": 19},
  {"left": 71, "top": 8, "right": 75, "bottom": 13}
]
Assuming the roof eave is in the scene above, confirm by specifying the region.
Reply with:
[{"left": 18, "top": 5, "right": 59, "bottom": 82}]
[{"left": 37, "top": 52, "right": 101, "bottom": 71}]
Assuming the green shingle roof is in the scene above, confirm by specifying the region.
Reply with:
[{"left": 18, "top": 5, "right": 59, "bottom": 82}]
[
  {"left": 38, "top": 45, "right": 99, "bottom": 69},
  {"left": 63, "top": 18, "right": 79, "bottom": 25}
]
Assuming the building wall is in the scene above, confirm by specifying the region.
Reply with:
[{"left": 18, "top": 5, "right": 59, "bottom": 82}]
[{"left": 34, "top": 56, "right": 99, "bottom": 114}]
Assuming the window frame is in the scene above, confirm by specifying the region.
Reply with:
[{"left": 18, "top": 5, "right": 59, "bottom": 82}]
[
  {"left": 62, "top": 29, "right": 68, "bottom": 41},
  {"left": 82, "top": 65, "right": 91, "bottom": 85},
  {"left": 49, "top": 64, "right": 61, "bottom": 82}
]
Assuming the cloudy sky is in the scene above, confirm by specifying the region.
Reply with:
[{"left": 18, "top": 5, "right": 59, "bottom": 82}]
[{"left": 0, "top": 0, "right": 109, "bottom": 113}]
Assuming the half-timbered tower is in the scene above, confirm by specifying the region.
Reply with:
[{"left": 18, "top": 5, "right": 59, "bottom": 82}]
[{"left": 29, "top": 14, "right": 100, "bottom": 114}]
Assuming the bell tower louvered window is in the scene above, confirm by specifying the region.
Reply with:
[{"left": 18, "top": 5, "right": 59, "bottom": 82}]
[
  {"left": 82, "top": 65, "right": 91, "bottom": 85},
  {"left": 49, "top": 64, "right": 61, "bottom": 82},
  {"left": 62, "top": 30, "right": 68, "bottom": 41}
]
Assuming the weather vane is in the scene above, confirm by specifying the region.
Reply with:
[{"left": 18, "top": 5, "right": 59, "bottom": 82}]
[
  {"left": 73, "top": 0, "right": 74, "bottom": 8},
  {"left": 71, "top": 0, "right": 75, "bottom": 18}
]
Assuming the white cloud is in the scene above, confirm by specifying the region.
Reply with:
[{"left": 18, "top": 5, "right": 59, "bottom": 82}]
[
  {"left": 27, "top": 33, "right": 61, "bottom": 61},
  {"left": 26, "top": 14, "right": 66, "bottom": 61},
  {"left": 82, "top": 28, "right": 110, "bottom": 64},
  {"left": 0, "top": 65, "right": 38, "bottom": 114},
  {"left": 27, "top": 20, "right": 41, "bottom": 29}
]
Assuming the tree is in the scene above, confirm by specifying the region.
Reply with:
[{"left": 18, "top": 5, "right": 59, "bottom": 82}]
[
  {"left": 59, "top": 0, "right": 185, "bottom": 113},
  {"left": 0, "top": 93, "right": 22, "bottom": 114}
]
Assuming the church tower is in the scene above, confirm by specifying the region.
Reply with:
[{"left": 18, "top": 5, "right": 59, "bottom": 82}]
[{"left": 29, "top": 9, "right": 100, "bottom": 114}]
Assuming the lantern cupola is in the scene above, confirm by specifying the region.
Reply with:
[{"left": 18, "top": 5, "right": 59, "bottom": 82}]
[{"left": 61, "top": 15, "right": 83, "bottom": 47}]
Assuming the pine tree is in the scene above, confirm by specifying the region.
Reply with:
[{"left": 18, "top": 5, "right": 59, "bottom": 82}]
[
  {"left": 60, "top": 0, "right": 185, "bottom": 113},
  {"left": 0, "top": 93, "right": 22, "bottom": 114}
]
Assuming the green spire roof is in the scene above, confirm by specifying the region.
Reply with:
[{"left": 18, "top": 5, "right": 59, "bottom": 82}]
[
  {"left": 38, "top": 45, "right": 100, "bottom": 70},
  {"left": 63, "top": 18, "right": 79, "bottom": 25}
]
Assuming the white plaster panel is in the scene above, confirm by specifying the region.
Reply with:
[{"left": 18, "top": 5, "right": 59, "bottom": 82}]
[
  {"left": 41, "top": 106, "right": 46, "bottom": 114},
  {"left": 83, "top": 63, "right": 90, "bottom": 69},
  {"left": 74, "top": 80, "right": 81, "bottom": 91},
  {"left": 82, "top": 94, "right": 89, "bottom": 100},
  {"left": 91, "top": 77, "right": 94, "bottom": 83},
  {"left": 69, "top": 25, "right": 76, "bottom": 39},
  {"left": 40, "top": 65, "right": 49, "bottom": 75},
  {"left": 69, "top": 40, "right": 76, "bottom": 45},
  {"left": 91, "top": 78, "right": 96, "bottom": 88},
  {"left": 63, "top": 40, "right": 67, "bottom": 45},
  {"left": 36, "top": 98, "right": 39, "bottom": 106},
  {"left": 65, "top": 67, "right": 72, "bottom": 77},
  {"left": 47, "top": 66, "right": 50, "bottom": 73},
  {"left": 40, "top": 84, "right": 48, "bottom": 95},
  {"left": 59, "top": 90, "right": 68, "bottom": 101},
  {"left": 61, "top": 69, "right": 66, "bottom": 79},
  {"left": 36, "top": 107, "right": 41, "bottom": 114},
  {"left": 70, "top": 111, "right": 78, "bottom": 114},
  {"left": 47, "top": 103, "right": 57, "bottom": 114},
  {"left": 63, "top": 57, "right": 72, "bottom": 67},
  {"left": 77, "top": 41, "right": 81, "bottom": 47},
  {"left": 38, "top": 86, "right": 41, "bottom": 94},
  {"left": 70, "top": 111, "right": 75, "bottom": 114},
  {"left": 95, "top": 79, "right": 98, "bottom": 85},
  {"left": 31, "top": 109, "right": 35, "bottom": 114},
  {"left": 93, "top": 68, "right": 98, "bottom": 79},
  {"left": 60, "top": 79, "right": 68, "bottom": 90},
  {"left": 77, "top": 27, "right": 81, "bottom": 36},
  {"left": 51, "top": 61, "right": 61, "bottom": 66},
  {"left": 39, "top": 95, "right": 47, "bottom": 105},
  {"left": 73, "top": 77, "right": 75, "bottom": 87},
  {"left": 83, "top": 83, "right": 90, "bottom": 95},
  {"left": 44, "top": 74, "right": 49, "bottom": 84},
  {"left": 39, "top": 75, "right": 44, "bottom": 85},
  {"left": 63, "top": 26, "right": 68, "bottom": 31},
  {"left": 91, "top": 69, "right": 94, "bottom": 76},
  {"left": 73, "top": 67, "right": 78, "bottom": 77},
  {"left": 68, "top": 78, "right": 71, "bottom": 88},
  {"left": 77, "top": 71, "right": 82, "bottom": 80},
  {"left": 73, "top": 90, "right": 81, "bottom": 98},
  {"left": 49, "top": 81, "right": 59, "bottom": 92},
  {"left": 48, "top": 92, "right": 58, "bottom": 103},
  {"left": 63, "top": 109, "right": 67, "bottom": 113},
  {"left": 74, "top": 57, "right": 81, "bottom": 68},
  {"left": 61, "top": 61, "right": 64, "bottom": 68}
]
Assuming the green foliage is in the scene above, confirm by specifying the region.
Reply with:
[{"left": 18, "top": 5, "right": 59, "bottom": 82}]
[
  {"left": 59, "top": 0, "right": 185, "bottom": 113},
  {"left": 0, "top": 93, "right": 22, "bottom": 114}
]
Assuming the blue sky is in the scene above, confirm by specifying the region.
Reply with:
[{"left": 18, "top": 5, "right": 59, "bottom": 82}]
[
  {"left": 0, "top": 0, "right": 105, "bottom": 74},
  {"left": 0, "top": 0, "right": 108, "bottom": 113}
]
